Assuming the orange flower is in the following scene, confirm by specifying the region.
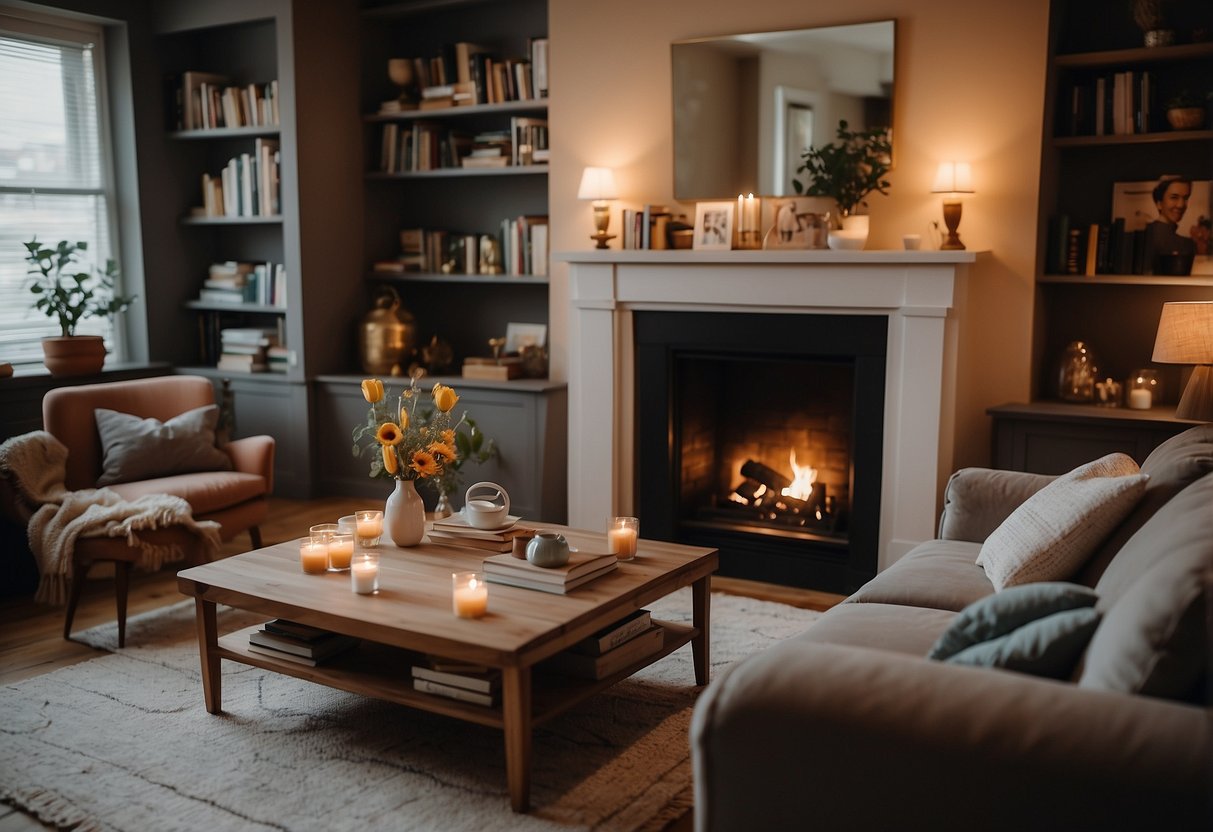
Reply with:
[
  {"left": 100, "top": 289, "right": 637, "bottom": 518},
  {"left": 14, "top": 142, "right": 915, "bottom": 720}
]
[
  {"left": 410, "top": 450, "right": 439, "bottom": 478},
  {"left": 376, "top": 422, "right": 403, "bottom": 446},
  {"left": 398, "top": 406, "right": 410, "bottom": 431},
  {"left": 441, "top": 428, "right": 455, "bottom": 445},
  {"left": 428, "top": 441, "right": 456, "bottom": 464},
  {"left": 360, "top": 378, "right": 384, "bottom": 403},
  {"left": 382, "top": 444, "right": 398, "bottom": 475},
  {"left": 432, "top": 383, "right": 459, "bottom": 413}
]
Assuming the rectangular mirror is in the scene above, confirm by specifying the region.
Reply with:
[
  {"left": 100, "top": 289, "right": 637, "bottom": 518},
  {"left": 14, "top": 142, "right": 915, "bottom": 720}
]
[{"left": 672, "top": 20, "right": 894, "bottom": 201}]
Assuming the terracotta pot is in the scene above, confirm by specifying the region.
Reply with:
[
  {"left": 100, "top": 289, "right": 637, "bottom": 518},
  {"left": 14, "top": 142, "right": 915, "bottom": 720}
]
[
  {"left": 1166, "top": 107, "right": 1204, "bottom": 130},
  {"left": 42, "top": 335, "right": 106, "bottom": 377}
]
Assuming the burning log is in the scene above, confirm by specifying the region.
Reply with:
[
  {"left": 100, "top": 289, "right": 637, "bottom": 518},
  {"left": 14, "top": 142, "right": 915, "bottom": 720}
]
[{"left": 739, "top": 459, "right": 791, "bottom": 492}]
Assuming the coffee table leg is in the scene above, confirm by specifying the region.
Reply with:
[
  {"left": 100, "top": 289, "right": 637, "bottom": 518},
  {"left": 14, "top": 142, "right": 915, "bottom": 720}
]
[
  {"left": 692, "top": 574, "right": 711, "bottom": 685},
  {"left": 502, "top": 665, "right": 532, "bottom": 812},
  {"left": 193, "top": 597, "right": 222, "bottom": 714}
]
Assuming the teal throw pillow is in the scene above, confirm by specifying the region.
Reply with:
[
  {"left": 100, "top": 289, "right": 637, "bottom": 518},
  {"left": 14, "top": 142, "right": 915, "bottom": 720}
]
[
  {"left": 944, "top": 607, "right": 1102, "bottom": 679},
  {"left": 928, "top": 582, "right": 1098, "bottom": 660}
]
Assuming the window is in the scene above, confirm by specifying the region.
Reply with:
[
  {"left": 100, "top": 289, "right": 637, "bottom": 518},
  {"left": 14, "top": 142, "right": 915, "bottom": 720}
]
[{"left": 0, "top": 10, "right": 121, "bottom": 369}]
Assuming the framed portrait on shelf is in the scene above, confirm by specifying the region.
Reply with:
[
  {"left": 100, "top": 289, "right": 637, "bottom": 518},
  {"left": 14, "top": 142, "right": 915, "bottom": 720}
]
[
  {"left": 692, "top": 201, "right": 734, "bottom": 250},
  {"left": 1111, "top": 178, "right": 1212, "bottom": 275},
  {"left": 504, "top": 321, "right": 546, "bottom": 353}
]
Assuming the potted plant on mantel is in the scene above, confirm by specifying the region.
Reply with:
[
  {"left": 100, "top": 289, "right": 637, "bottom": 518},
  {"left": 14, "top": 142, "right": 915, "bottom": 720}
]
[
  {"left": 23, "top": 238, "right": 136, "bottom": 377},
  {"left": 793, "top": 120, "right": 892, "bottom": 250}
]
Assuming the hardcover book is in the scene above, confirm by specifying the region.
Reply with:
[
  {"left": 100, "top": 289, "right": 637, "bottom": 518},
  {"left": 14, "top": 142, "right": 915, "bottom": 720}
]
[
  {"left": 571, "top": 609, "right": 653, "bottom": 656},
  {"left": 541, "top": 625, "right": 665, "bottom": 680}
]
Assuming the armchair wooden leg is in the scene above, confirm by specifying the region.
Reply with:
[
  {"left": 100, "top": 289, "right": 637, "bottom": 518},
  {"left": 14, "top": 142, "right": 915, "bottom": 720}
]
[
  {"left": 249, "top": 525, "right": 262, "bottom": 550},
  {"left": 115, "top": 560, "right": 131, "bottom": 648},
  {"left": 63, "top": 558, "right": 93, "bottom": 641}
]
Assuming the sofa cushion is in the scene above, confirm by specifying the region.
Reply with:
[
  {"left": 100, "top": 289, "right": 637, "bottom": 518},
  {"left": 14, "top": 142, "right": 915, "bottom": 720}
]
[
  {"left": 95, "top": 405, "right": 232, "bottom": 487},
  {"left": 927, "top": 582, "right": 1099, "bottom": 660},
  {"left": 976, "top": 453, "right": 1148, "bottom": 591},
  {"left": 937, "top": 467, "right": 1056, "bottom": 543},
  {"left": 798, "top": 602, "right": 956, "bottom": 656},
  {"left": 847, "top": 540, "right": 993, "bottom": 612},
  {"left": 107, "top": 471, "right": 266, "bottom": 516},
  {"left": 944, "top": 608, "right": 1101, "bottom": 679},
  {"left": 1079, "top": 471, "right": 1213, "bottom": 704},
  {"left": 1075, "top": 425, "right": 1213, "bottom": 587}
]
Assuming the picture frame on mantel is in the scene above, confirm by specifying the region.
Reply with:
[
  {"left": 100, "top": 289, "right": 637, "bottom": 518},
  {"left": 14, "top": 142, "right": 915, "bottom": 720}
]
[{"left": 693, "top": 201, "right": 734, "bottom": 251}]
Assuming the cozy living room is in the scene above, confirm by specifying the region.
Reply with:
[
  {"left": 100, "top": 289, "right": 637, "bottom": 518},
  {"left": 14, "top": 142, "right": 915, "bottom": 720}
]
[{"left": 1, "top": 0, "right": 1211, "bottom": 829}]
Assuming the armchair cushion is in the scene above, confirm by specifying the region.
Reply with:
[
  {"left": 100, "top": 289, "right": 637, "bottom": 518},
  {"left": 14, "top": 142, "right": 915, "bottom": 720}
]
[
  {"left": 95, "top": 404, "right": 231, "bottom": 486},
  {"left": 107, "top": 471, "right": 267, "bottom": 517}
]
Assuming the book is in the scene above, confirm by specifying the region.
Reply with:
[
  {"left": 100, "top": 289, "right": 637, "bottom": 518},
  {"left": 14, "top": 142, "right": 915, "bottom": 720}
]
[
  {"left": 426, "top": 531, "right": 514, "bottom": 553},
  {"left": 430, "top": 513, "right": 531, "bottom": 540},
  {"left": 461, "top": 156, "right": 509, "bottom": 169},
  {"left": 411, "top": 662, "right": 501, "bottom": 694},
  {"left": 571, "top": 609, "right": 653, "bottom": 656},
  {"left": 482, "top": 560, "right": 618, "bottom": 595},
  {"left": 541, "top": 625, "right": 665, "bottom": 680},
  {"left": 248, "top": 628, "right": 359, "bottom": 660},
  {"left": 483, "top": 550, "right": 618, "bottom": 582},
  {"left": 246, "top": 643, "right": 326, "bottom": 667},
  {"left": 413, "top": 677, "right": 496, "bottom": 706},
  {"left": 262, "top": 619, "right": 338, "bottom": 643},
  {"left": 461, "top": 361, "right": 523, "bottom": 380}
]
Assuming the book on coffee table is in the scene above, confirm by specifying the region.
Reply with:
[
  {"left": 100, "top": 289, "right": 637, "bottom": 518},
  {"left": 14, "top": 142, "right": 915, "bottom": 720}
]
[
  {"left": 482, "top": 551, "right": 618, "bottom": 594},
  {"left": 248, "top": 628, "right": 358, "bottom": 662},
  {"left": 413, "top": 677, "right": 497, "bottom": 706},
  {"left": 541, "top": 624, "right": 665, "bottom": 680},
  {"left": 412, "top": 659, "right": 501, "bottom": 694},
  {"left": 571, "top": 609, "right": 652, "bottom": 656}
]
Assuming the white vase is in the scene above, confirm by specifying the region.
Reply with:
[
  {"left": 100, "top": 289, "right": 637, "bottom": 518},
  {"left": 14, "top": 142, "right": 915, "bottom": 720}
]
[
  {"left": 385, "top": 478, "right": 426, "bottom": 547},
  {"left": 827, "top": 214, "right": 869, "bottom": 250}
]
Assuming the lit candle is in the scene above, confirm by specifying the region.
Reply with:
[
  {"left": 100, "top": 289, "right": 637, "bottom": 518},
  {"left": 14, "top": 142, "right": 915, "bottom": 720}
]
[
  {"left": 327, "top": 533, "right": 354, "bottom": 570},
  {"left": 355, "top": 510, "right": 383, "bottom": 546},
  {"left": 351, "top": 553, "right": 380, "bottom": 594},
  {"left": 452, "top": 572, "right": 489, "bottom": 618},
  {"left": 738, "top": 194, "right": 745, "bottom": 230},
  {"left": 299, "top": 541, "right": 328, "bottom": 575},
  {"left": 607, "top": 516, "right": 640, "bottom": 561},
  {"left": 1128, "top": 388, "right": 1152, "bottom": 410},
  {"left": 745, "top": 193, "right": 757, "bottom": 232}
]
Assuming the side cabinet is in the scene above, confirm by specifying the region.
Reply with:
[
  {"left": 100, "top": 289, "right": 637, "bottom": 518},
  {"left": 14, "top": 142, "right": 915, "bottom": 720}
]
[{"left": 313, "top": 376, "right": 567, "bottom": 522}]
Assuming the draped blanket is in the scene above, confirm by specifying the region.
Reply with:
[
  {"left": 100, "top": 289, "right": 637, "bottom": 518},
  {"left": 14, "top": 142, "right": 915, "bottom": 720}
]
[{"left": 0, "top": 431, "right": 221, "bottom": 604}]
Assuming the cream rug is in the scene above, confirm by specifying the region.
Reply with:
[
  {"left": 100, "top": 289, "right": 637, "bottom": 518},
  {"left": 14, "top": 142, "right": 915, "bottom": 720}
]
[{"left": 0, "top": 590, "right": 818, "bottom": 832}]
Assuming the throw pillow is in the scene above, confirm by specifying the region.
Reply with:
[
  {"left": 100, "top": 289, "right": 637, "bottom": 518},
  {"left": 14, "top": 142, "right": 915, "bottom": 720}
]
[
  {"left": 928, "top": 581, "right": 1099, "bottom": 660},
  {"left": 976, "top": 453, "right": 1148, "bottom": 590},
  {"left": 944, "top": 608, "right": 1101, "bottom": 679},
  {"left": 95, "top": 405, "right": 232, "bottom": 486}
]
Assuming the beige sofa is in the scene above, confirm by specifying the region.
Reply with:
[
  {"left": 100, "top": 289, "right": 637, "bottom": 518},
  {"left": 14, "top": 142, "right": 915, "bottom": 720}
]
[{"left": 691, "top": 425, "right": 1213, "bottom": 831}]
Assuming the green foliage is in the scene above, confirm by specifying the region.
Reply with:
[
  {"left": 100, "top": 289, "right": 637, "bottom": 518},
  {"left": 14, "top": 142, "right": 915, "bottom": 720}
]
[
  {"left": 792, "top": 120, "right": 893, "bottom": 217},
  {"left": 23, "top": 238, "right": 136, "bottom": 337},
  {"left": 440, "top": 418, "right": 498, "bottom": 497}
]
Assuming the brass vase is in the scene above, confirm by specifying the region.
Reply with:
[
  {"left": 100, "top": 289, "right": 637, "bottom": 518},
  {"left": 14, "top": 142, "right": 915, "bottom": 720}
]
[{"left": 359, "top": 286, "right": 416, "bottom": 375}]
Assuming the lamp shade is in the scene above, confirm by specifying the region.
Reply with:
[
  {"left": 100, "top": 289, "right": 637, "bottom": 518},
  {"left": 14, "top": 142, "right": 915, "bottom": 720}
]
[
  {"left": 931, "top": 162, "right": 974, "bottom": 195},
  {"left": 1152, "top": 301, "right": 1213, "bottom": 364},
  {"left": 577, "top": 166, "right": 619, "bottom": 201}
]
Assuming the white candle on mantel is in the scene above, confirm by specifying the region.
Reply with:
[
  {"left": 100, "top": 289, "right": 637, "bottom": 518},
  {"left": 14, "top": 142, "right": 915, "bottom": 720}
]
[
  {"left": 351, "top": 555, "right": 380, "bottom": 594},
  {"left": 453, "top": 577, "right": 489, "bottom": 618},
  {"left": 1128, "top": 388, "right": 1152, "bottom": 410},
  {"left": 300, "top": 541, "right": 328, "bottom": 575}
]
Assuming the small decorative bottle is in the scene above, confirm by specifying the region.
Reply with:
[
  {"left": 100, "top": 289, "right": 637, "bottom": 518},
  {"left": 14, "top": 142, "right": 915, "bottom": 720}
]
[{"left": 1056, "top": 341, "right": 1100, "bottom": 403}]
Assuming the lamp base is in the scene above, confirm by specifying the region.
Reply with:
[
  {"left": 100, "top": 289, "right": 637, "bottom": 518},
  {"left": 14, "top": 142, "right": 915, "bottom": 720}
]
[
  {"left": 940, "top": 199, "right": 966, "bottom": 250},
  {"left": 589, "top": 232, "right": 617, "bottom": 250},
  {"left": 1175, "top": 365, "right": 1213, "bottom": 422}
]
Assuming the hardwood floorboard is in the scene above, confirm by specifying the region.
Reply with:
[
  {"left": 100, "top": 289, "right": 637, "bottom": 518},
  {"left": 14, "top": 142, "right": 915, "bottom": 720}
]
[{"left": 0, "top": 496, "right": 840, "bottom": 830}]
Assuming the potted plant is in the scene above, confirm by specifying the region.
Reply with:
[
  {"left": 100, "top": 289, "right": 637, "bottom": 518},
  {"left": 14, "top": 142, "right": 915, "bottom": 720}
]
[
  {"left": 793, "top": 120, "right": 892, "bottom": 248},
  {"left": 1165, "top": 90, "right": 1206, "bottom": 130},
  {"left": 23, "top": 238, "right": 136, "bottom": 376}
]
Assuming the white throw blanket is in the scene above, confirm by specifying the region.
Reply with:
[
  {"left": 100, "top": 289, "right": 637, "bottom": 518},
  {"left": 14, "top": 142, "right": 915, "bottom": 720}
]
[{"left": 0, "top": 431, "right": 221, "bottom": 605}]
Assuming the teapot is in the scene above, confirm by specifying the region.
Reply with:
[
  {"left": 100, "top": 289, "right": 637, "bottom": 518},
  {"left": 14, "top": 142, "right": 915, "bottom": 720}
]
[{"left": 464, "top": 481, "right": 510, "bottom": 529}]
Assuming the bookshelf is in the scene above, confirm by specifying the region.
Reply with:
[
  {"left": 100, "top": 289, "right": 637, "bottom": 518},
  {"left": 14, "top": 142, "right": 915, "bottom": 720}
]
[{"left": 1032, "top": 0, "right": 1213, "bottom": 412}]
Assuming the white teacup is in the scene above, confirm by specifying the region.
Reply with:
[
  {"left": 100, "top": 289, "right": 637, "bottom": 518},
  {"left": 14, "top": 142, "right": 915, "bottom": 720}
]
[
  {"left": 464, "top": 481, "right": 511, "bottom": 529},
  {"left": 903, "top": 234, "right": 922, "bottom": 250}
]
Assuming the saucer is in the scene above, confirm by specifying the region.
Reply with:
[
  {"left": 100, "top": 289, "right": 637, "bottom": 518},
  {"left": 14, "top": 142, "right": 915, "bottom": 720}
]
[{"left": 453, "top": 510, "right": 520, "bottom": 532}]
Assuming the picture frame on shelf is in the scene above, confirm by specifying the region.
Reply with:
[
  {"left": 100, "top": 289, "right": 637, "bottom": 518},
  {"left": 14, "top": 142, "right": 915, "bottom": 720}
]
[
  {"left": 504, "top": 322, "right": 547, "bottom": 353},
  {"left": 693, "top": 201, "right": 734, "bottom": 251},
  {"left": 761, "top": 198, "right": 831, "bottom": 250},
  {"left": 1112, "top": 177, "right": 1212, "bottom": 275}
]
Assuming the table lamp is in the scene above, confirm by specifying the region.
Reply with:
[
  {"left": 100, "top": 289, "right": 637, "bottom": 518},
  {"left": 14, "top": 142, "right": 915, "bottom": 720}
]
[
  {"left": 577, "top": 166, "right": 618, "bottom": 249},
  {"left": 931, "top": 162, "right": 975, "bottom": 250},
  {"left": 1152, "top": 301, "right": 1213, "bottom": 421}
]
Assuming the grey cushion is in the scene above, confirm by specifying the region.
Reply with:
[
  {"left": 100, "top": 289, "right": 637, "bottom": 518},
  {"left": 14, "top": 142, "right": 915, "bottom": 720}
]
[
  {"left": 937, "top": 467, "right": 1056, "bottom": 543},
  {"left": 846, "top": 540, "right": 994, "bottom": 612},
  {"left": 95, "top": 405, "right": 232, "bottom": 487},
  {"left": 928, "top": 582, "right": 1099, "bottom": 660},
  {"left": 944, "top": 608, "right": 1102, "bottom": 679},
  {"left": 798, "top": 602, "right": 957, "bottom": 657},
  {"left": 1081, "top": 471, "right": 1213, "bottom": 703}
]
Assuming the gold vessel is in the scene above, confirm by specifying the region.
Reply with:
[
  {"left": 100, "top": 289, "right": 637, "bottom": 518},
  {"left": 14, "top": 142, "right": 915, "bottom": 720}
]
[{"left": 359, "top": 286, "right": 416, "bottom": 374}]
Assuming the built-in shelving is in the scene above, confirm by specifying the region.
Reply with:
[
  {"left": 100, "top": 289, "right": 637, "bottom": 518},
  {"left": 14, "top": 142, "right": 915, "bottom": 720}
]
[
  {"left": 181, "top": 215, "right": 282, "bottom": 225},
  {"left": 1052, "top": 129, "right": 1213, "bottom": 147},
  {"left": 1053, "top": 41, "right": 1213, "bottom": 68},
  {"left": 185, "top": 300, "right": 287, "bottom": 313},
  {"left": 364, "top": 100, "right": 546, "bottom": 122},
  {"left": 170, "top": 126, "right": 281, "bottom": 140},
  {"left": 365, "top": 166, "right": 547, "bottom": 180},
  {"left": 1038, "top": 273, "right": 1213, "bottom": 286},
  {"left": 368, "top": 271, "right": 548, "bottom": 285}
]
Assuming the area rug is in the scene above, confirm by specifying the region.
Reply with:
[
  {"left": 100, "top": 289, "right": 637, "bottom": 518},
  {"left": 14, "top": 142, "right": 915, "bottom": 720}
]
[{"left": 0, "top": 590, "right": 818, "bottom": 832}]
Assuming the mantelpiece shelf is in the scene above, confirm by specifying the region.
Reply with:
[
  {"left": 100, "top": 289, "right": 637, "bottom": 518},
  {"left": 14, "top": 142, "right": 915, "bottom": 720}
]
[
  {"left": 364, "top": 100, "right": 546, "bottom": 122},
  {"left": 367, "top": 271, "right": 548, "bottom": 285},
  {"left": 1038, "top": 273, "right": 1213, "bottom": 286},
  {"left": 1052, "top": 129, "right": 1213, "bottom": 147},
  {"left": 365, "top": 166, "right": 547, "bottom": 180},
  {"left": 1053, "top": 40, "right": 1213, "bottom": 68}
]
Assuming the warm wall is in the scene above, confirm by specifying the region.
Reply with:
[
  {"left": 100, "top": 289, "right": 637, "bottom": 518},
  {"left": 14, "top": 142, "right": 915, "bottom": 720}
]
[{"left": 549, "top": 0, "right": 1050, "bottom": 473}]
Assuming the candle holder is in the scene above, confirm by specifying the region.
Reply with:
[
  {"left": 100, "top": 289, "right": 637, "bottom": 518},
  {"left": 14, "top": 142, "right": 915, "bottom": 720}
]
[
  {"left": 452, "top": 571, "right": 489, "bottom": 618},
  {"left": 299, "top": 540, "right": 329, "bottom": 575},
  {"left": 355, "top": 509, "right": 383, "bottom": 548},
  {"left": 327, "top": 533, "right": 354, "bottom": 571},
  {"left": 607, "top": 516, "right": 640, "bottom": 561},
  {"left": 310, "top": 523, "right": 338, "bottom": 543},
  {"left": 350, "top": 552, "right": 381, "bottom": 595},
  {"left": 1128, "top": 369, "right": 1162, "bottom": 410},
  {"left": 337, "top": 514, "right": 357, "bottom": 535},
  {"left": 1094, "top": 377, "right": 1122, "bottom": 407}
]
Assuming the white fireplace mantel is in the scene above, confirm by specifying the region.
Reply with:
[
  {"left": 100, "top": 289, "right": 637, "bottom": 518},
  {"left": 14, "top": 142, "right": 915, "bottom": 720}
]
[{"left": 558, "top": 249, "right": 978, "bottom": 573}]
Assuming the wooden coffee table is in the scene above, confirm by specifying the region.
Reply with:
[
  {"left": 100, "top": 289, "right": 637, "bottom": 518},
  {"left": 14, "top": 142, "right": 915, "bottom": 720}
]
[{"left": 177, "top": 525, "right": 717, "bottom": 812}]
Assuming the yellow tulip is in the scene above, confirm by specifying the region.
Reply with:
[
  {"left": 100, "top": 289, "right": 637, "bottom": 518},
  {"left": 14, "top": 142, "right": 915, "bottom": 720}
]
[
  {"left": 361, "top": 378, "right": 384, "bottom": 403},
  {"left": 376, "top": 422, "right": 403, "bottom": 446},
  {"left": 398, "top": 406, "right": 410, "bottom": 431},
  {"left": 382, "top": 444, "right": 398, "bottom": 475},
  {"left": 433, "top": 384, "right": 459, "bottom": 413}
]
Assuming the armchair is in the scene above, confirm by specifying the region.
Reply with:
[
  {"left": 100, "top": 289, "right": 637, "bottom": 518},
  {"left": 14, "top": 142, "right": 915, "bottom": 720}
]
[{"left": 41, "top": 375, "right": 274, "bottom": 644}]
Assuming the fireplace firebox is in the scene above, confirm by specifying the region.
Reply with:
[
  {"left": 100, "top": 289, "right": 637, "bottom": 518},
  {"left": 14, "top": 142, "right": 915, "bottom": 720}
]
[{"left": 635, "top": 311, "right": 886, "bottom": 593}]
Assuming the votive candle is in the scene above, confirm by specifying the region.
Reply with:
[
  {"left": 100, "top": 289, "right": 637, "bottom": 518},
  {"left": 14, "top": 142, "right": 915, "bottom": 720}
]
[
  {"left": 1128, "top": 388, "right": 1152, "bottom": 410},
  {"left": 300, "top": 541, "right": 329, "bottom": 575},
  {"left": 355, "top": 510, "right": 383, "bottom": 547},
  {"left": 351, "top": 552, "right": 380, "bottom": 594},
  {"left": 452, "top": 571, "right": 489, "bottom": 618},
  {"left": 327, "top": 533, "right": 354, "bottom": 571},
  {"left": 607, "top": 516, "right": 639, "bottom": 561}
]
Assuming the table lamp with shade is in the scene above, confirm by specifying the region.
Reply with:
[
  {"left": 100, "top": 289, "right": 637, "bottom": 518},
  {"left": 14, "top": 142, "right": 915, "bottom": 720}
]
[
  {"left": 577, "top": 166, "right": 618, "bottom": 249},
  {"left": 931, "top": 162, "right": 974, "bottom": 250},
  {"left": 1152, "top": 301, "right": 1213, "bottom": 421}
]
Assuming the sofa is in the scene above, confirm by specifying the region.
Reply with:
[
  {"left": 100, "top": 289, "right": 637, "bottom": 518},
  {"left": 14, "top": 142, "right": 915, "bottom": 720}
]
[{"left": 691, "top": 425, "right": 1213, "bottom": 831}]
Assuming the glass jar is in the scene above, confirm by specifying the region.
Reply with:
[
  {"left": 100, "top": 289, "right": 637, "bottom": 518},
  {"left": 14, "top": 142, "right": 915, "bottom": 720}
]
[{"left": 1056, "top": 341, "right": 1100, "bottom": 402}]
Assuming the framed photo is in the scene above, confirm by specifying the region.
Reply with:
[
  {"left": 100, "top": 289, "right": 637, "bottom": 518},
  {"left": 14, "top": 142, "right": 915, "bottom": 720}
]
[
  {"left": 504, "top": 321, "right": 546, "bottom": 354},
  {"left": 1112, "top": 178, "right": 1212, "bottom": 275},
  {"left": 692, "top": 201, "right": 735, "bottom": 250},
  {"left": 760, "top": 197, "right": 831, "bottom": 250}
]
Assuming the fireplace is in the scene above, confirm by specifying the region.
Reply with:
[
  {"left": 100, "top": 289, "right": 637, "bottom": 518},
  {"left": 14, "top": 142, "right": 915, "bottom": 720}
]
[
  {"left": 635, "top": 311, "right": 886, "bottom": 593},
  {"left": 561, "top": 249, "right": 974, "bottom": 582}
]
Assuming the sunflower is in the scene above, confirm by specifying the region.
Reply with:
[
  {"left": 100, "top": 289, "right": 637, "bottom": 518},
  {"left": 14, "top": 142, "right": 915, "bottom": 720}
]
[
  {"left": 441, "top": 428, "right": 456, "bottom": 445},
  {"left": 428, "top": 441, "right": 456, "bottom": 464},
  {"left": 410, "top": 450, "right": 440, "bottom": 478},
  {"left": 376, "top": 422, "right": 403, "bottom": 446}
]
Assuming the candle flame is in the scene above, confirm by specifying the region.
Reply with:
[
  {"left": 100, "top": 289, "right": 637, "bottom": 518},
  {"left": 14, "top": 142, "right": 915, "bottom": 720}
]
[{"left": 469, "top": 578, "right": 479, "bottom": 590}]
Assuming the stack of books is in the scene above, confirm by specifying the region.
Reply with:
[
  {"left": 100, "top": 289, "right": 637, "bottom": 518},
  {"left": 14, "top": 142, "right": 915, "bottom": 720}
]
[
  {"left": 217, "top": 326, "right": 278, "bottom": 373},
  {"left": 411, "top": 658, "right": 500, "bottom": 706},
  {"left": 482, "top": 550, "right": 617, "bottom": 594},
  {"left": 427, "top": 513, "right": 534, "bottom": 553},
  {"left": 541, "top": 613, "right": 665, "bottom": 680},
  {"left": 197, "top": 260, "right": 286, "bottom": 308},
  {"left": 246, "top": 620, "right": 358, "bottom": 667}
]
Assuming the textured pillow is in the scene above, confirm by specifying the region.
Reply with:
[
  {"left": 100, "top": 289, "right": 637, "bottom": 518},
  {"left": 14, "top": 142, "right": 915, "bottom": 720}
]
[
  {"left": 1080, "top": 471, "right": 1213, "bottom": 703},
  {"left": 976, "top": 453, "right": 1148, "bottom": 590},
  {"left": 944, "top": 608, "right": 1101, "bottom": 679},
  {"left": 928, "top": 582, "right": 1099, "bottom": 660},
  {"left": 95, "top": 405, "right": 232, "bottom": 486}
]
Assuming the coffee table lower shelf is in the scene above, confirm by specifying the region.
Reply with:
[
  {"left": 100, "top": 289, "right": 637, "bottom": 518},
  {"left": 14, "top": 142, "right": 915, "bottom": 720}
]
[{"left": 216, "top": 620, "right": 698, "bottom": 729}]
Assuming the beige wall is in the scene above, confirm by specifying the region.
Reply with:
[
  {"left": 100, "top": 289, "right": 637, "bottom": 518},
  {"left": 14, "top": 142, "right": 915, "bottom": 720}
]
[{"left": 549, "top": 0, "right": 1050, "bottom": 471}]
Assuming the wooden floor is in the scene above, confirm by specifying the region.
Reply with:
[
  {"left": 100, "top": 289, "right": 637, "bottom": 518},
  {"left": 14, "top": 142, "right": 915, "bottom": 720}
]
[{"left": 0, "top": 496, "right": 841, "bottom": 830}]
